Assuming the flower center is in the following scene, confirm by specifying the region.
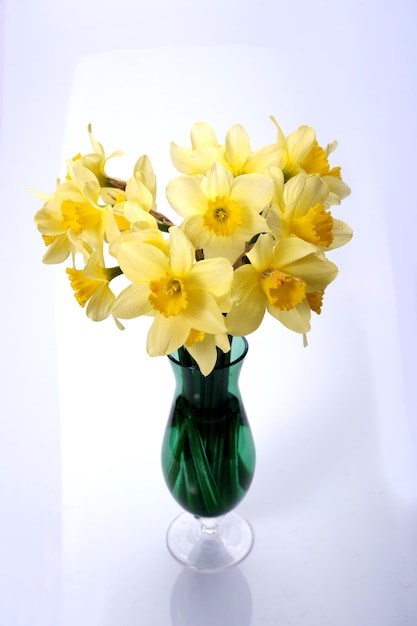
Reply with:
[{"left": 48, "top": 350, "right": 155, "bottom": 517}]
[
  {"left": 291, "top": 203, "right": 334, "bottom": 247},
  {"left": 149, "top": 273, "right": 188, "bottom": 317},
  {"left": 261, "top": 268, "right": 306, "bottom": 311},
  {"left": 61, "top": 199, "right": 100, "bottom": 235},
  {"left": 186, "top": 329, "right": 205, "bottom": 346},
  {"left": 283, "top": 161, "right": 301, "bottom": 181},
  {"left": 66, "top": 268, "right": 103, "bottom": 307},
  {"left": 306, "top": 291, "right": 324, "bottom": 314},
  {"left": 203, "top": 197, "right": 242, "bottom": 237},
  {"left": 300, "top": 141, "right": 330, "bottom": 175},
  {"left": 42, "top": 234, "right": 57, "bottom": 247}
]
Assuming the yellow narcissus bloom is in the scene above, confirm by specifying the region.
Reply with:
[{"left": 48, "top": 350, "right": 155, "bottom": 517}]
[
  {"left": 263, "top": 170, "right": 353, "bottom": 250},
  {"left": 107, "top": 154, "right": 156, "bottom": 210},
  {"left": 166, "top": 162, "right": 273, "bottom": 264},
  {"left": 133, "top": 154, "right": 157, "bottom": 203},
  {"left": 112, "top": 227, "right": 233, "bottom": 373},
  {"left": 33, "top": 183, "right": 93, "bottom": 264},
  {"left": 226, "top": 233, "right": 338, "bottom": 336},
  {"left": 170, "top": 121, "right": 280, "bottom": 177},
  {"left": 70, "top": 124, "right": 124, "bottom": 188},
  {"left": 271, "top": 117, "right": 351, "bottom": 205},
  {"left": 66, "top": 251, "right": 123, "bottom": 323},
  {"left": 170, "top": 122, "right": 224, "bottom": 175},
  {"left": 34, "top": 159, "right": 119, "bottom": 264},
  {"left": 110, "top": 172, "right": 157, "bottom": 232}
]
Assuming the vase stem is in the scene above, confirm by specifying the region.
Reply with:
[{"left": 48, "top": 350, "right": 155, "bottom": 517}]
[
  {"left": 166, "top": 512, "right": 254, "bottom": 572},
  {"left": 197, "top": 517, "right": 219, "bottom": 535}
]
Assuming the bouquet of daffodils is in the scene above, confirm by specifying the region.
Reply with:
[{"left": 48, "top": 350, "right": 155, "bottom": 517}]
[{"left": 33, "top": 118, "right": 352, "bottom": 375}]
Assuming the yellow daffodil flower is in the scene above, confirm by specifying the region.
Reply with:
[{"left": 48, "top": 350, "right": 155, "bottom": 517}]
[
  {"left": 112, "top": 227, "right": 233, "bottom": 370},
  {"left": 66, "top": 251, "right": 123, "bottom": 322},
  {"left": 263, "top": 170, "right": 353, "bottom": 250},
  {"left": 34, "top": 180, "right": 101, "bottom": 264},
  {"left": 271, "top": 117, "right": 351, "bottom": 204},
  {"left": 121, "top": 155, "right": 156, "bottom": 212},
  {"left": 34, "top": 160, "right": 120, "bottom": 264},
  {"left": 110, "top": 172, "right": 157, "bottom": 230},
  {"left": 226, "top": 233, "right": 338, "bottom": 336},
  {"left": 170, "top": 122, "right": 225, "bottom": 175},
  {"left": 69, "top": 124, "right": 124, "bottom": 188},
  {"left": 166, "top": 162, "right": 273, "bottom": 264},
  {"left": 170, "top": 121, "right": 280, "bottom": 177}
]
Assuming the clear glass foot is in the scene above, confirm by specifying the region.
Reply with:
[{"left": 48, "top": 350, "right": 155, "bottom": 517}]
[{"left": 166, "top": 511, "right": 254, "bottom": 572}]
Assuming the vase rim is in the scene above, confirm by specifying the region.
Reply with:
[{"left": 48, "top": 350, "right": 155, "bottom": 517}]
[{"left": 168, "top": 336, "right": 248, "bottom": 371}]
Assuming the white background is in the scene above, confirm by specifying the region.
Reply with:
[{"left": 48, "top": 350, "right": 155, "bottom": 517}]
[{"left": 1, "top": 1, "right": 417, "bottom": 624}]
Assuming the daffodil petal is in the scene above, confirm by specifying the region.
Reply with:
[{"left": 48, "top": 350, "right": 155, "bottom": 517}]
[
  {"left": 41, "top": 234, "right": 71, "bottom": 264},
  {"left": 134, "top": 155, "right": 156, "bottom": 195},
  {"left": 113, "top": 283, "right": 153, "bottom": 318},
  {"left": 267, "top": 299, "right": 311, "bottom": 333},
  {"left": 230, "top": 174, "right": 273, "bottom": 211},
  {"left": 285, "top": 173, "right": 329, "bottom": 216},
  {"left": 186, "top": 335, "right": 218, "bottom": 376},
  {"left": 230, "top": 264, "right": 260, "bottom": 300},
  {"left": 170, "top": 144, "right": 223, "bottom": 175},
  {"left": 202, "top": 162, "right": 233, "bottom": 199},
  {"left": 226, "top": 288, "right": 266, "bottom": 336},
  {"left": 182, "top": 291, "right": 227, "bottom": 335},
  {"left": 103, "top": 206, "right": 121, "bottom": 244},
  {"left": 186, "top": 332, "right": 231, "bottom": 376},
  {"left": 125, "top": 176, "right": 154, "bottom": 211},
  {"left": 180, "top": 215, "right": 211, "bottom": 249},
  {"left": 281, "top": 255, "right": 339, "bottom": 292},
  {"left": 234, "top": 206, "right": 270, "bottom": 240},
  {"left": 34, "top": 206, "right": 65, "bottom": 234},
  {"left": 245, "top": 144, "right": 281, "bottom": 173},
  {"left": 169, "top": 227, "right": 195, "bottom": 275},
  {"left": 169, "top": 145, "right": 197, "bottom": 175},
  {"left": 123, "top": 203, "right": 158, "bottom": 228},
  {"left": 116, "top": 241, "right": 169, "bottom": 282},
  {"left": 286, "top": 126, "right": 316, "bottom": 163},
  {"left": 322, "top": 175, "right": 351, "bottom": 203},
  {"left": 263, "top": 203, "right": 287, "bottom": 239},
  {"left": 190, "top": 122, "right": 218, "bottom": 149},
  {"left": 268, "top": 166, "right": 285, "bottom": 206},
  {"left": 187, "top": 257, "right": 233, "bottom": 297},
  {"left": 215, "top": 332, "right": 231, "bottom": 354},
  {"left": 246, "top": 233, "right": 274, "bottom": 272},
  {"left": 202, "top": 237, "right": 246, "bottom": 265},
  {"left": 272, "top": 237, "right": 317, "bottom": 267},
  {"left": 147, "top": 314, "right": 190, "bottom": 356},
  {"left": 166, "top": 176, "right": 207, "bottom": 216},
  {"left": 225, "top": 124, "right": 251, "bottom": 174},
  {"left": 86, "top": 284, "right": 115, "bottom": 321},
  {"left": 326, "top": 219, "right": 353, "bottom": 249}
]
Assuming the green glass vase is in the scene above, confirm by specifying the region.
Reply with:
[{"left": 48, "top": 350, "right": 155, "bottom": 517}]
[{"left": 161, "top": 336, "right": 256, "bottom": 571}]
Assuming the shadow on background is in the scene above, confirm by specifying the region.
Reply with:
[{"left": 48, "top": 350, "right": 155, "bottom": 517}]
[{"left": 170, "top": 566, "right": 252, "bottom": 626}]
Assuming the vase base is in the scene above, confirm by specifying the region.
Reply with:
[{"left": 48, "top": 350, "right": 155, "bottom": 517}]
[{"left": 166, "top": 511, "right": 254, "bottom": 572}]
